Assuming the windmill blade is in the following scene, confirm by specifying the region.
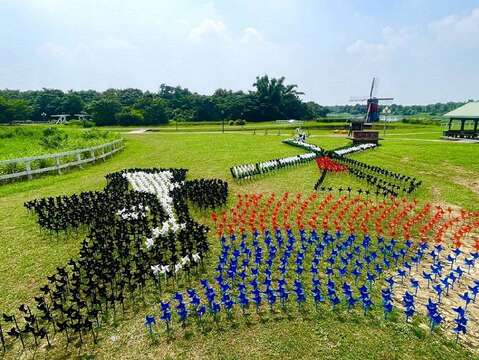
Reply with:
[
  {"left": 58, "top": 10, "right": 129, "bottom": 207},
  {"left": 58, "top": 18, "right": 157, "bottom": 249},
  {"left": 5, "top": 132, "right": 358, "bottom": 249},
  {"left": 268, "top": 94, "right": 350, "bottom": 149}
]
[
  {"left": 376, "top": 97, "right": 394, "bottom": 101},
  {"left": 369, "top": 77, "right": 376, "bottom": 98}
]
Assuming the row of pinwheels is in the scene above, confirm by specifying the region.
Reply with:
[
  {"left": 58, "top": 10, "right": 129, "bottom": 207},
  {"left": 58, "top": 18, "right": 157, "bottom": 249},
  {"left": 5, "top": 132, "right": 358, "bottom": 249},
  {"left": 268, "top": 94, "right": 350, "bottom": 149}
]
[
  {"left": 333, "top": 143, "right": 377, "bottom": 156},
  {"left": 230, "top": 153, "right": 317, "bottom": 180},
  {"left": 330, "top": 154, "right": 422, "bottom": 196},
  {"left": 2, "top": 168, "right": 227, "bottom": 354},
  {"left": 282, "top": 138, "right": 323, "bottom": 154},
  {"left": 144, "top": 225, "right": 478, "bottom": 343}
]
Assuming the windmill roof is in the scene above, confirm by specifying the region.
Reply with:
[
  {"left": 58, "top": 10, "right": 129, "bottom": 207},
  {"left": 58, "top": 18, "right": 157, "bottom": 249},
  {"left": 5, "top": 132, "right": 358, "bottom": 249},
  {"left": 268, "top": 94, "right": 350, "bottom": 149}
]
[{"left": 443, "top": 102, "right": 479, "bottom": 119}]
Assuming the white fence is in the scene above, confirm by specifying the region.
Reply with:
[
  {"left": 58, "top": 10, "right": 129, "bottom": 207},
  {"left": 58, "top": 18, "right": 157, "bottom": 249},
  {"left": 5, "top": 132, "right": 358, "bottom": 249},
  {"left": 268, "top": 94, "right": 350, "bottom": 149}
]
[
  {"left": 0, "top": 139, "right": 124, "bottom": 182},
  {"left": 275, "top": 120, "right": 304, "bottom": 125}
]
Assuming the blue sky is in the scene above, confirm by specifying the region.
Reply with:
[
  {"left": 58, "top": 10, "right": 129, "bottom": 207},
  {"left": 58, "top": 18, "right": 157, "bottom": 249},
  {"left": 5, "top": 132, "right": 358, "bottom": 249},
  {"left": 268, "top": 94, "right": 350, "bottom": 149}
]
[{"left": 1, "top": 0, "right": 478, "bottom": 104}]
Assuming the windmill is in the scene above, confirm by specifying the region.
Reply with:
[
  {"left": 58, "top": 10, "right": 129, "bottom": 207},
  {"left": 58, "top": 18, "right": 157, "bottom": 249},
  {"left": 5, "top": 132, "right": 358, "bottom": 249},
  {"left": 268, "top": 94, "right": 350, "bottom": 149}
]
[{"left": 350, "top": 77, "right": 394, "bottom": 123}]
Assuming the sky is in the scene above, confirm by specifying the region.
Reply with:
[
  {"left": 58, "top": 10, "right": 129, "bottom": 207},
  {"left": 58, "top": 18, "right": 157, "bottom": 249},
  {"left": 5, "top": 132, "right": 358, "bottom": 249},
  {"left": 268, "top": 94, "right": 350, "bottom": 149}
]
[{"left": 1, "top": 0, "right": 478, "bottom": 105}]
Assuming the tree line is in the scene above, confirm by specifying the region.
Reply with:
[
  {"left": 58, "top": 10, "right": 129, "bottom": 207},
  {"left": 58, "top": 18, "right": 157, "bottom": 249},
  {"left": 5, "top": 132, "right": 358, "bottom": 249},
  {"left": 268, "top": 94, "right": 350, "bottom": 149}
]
[
  {"left": 328, "top": 101, "right": 474, "bottom": 117},
  {"left": 1, "top": 75, "right": 473, "bottom": 125},
  {"left": 0, "top": 75, "right": 330, "bottom": 125}
]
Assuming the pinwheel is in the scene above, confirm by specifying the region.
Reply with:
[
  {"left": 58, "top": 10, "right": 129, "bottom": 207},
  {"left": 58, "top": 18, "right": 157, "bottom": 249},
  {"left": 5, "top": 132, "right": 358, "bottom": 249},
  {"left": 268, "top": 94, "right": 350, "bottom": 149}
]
[
  {"left": 459, "top": 292, "right": 473, "bottom": 309},
  {"left": 425, "top": 299, "right": 442, "bottom": 331},
  {"left": 160, "top": 302, "right": 172, "bottom": 331},
  {"left": 402, "top": 291, "right": 415, "bottom": 321},
  {"left": 381, "top": 288, "right": 393, "bottom": 319},
  {"left": 144, "top": 315, "right": 156, "bottom": 335},
  {"left": 452, "top": 308, "right": 468, "bottom": 343}
]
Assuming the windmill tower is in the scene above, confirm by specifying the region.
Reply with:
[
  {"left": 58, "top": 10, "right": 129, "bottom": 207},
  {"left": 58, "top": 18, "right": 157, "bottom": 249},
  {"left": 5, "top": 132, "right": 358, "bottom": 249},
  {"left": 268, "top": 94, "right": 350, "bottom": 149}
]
[{"left": 350, "top": 77, "right": 394, "bottom": 123}]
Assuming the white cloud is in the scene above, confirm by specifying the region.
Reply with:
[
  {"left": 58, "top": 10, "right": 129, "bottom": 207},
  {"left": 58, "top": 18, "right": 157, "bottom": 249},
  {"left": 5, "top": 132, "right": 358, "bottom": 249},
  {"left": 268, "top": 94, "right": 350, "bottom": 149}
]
[
  {"left": 240, "top": 27, "right": 264, "bottom": 44},
  {"left": 188, "top": 19, "right": 230, "bottom": 41},
  {"left": 429, "top": 7, "right": 479, "bottom": 45},
  {"left": 346, "top": 27, "right": 409, "bottom": 61}
]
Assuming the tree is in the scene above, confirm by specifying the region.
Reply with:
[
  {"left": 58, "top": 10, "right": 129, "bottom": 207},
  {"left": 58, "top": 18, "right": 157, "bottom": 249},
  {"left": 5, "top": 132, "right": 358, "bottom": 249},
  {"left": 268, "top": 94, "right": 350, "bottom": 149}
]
[
  {"left": 32, "top": 88, "right": 65, "bottom": 120},
  {"left": 305, "top": 101, "right": 330, "bottom": 118},
  {"left": 62, "top": 93, "right": 84, "bottom": 115},
  {"left": 115, "top": 107, "right": 144, "bottom": 126},
  {"left": 0, "top": 96, "right": 32, "bottom": 123},
  {"left": 87, "top": 97, "right": 122, "bottom": 126},
  {"left": 251, "top": 75, "right": 306, "bottom": 121},
  {"left": 134, "top": 97, "right": 169, "bottom": 125},
  {"left": 193, "top": 96, "right": 221, "bottom": 121}
]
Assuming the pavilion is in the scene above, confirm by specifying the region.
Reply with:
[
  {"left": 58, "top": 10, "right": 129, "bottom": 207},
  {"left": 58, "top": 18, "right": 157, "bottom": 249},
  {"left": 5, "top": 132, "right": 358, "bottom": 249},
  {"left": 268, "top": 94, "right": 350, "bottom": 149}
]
[{"left": 443, "top": 102, "right": 479, "bottom": 139}]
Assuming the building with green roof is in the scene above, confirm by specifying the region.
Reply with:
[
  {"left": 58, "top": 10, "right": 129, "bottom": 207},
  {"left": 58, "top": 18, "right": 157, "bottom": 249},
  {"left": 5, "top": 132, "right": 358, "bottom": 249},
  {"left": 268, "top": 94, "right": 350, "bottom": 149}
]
[{"left": 443, "top": 102, "right": 479, "bottom": 139}]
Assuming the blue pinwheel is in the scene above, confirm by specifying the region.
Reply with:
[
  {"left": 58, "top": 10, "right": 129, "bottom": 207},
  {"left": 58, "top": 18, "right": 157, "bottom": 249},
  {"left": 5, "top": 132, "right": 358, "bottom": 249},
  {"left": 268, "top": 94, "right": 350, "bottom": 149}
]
[
  {"left": 459, "top": 291, "right": 472, "bottom": 309},
  {"left": 385, "top": 276, "right": 395, "bottom": 289},
  {"left": 187, "top": 288, "right": 201, "bottom": 310},
  {"left": 265, "top": 287, "right": 277, "bottom": 312},
  {"left": 397, "top": 268, "right": 407, "bottom": 283},
  {"left": 454, "top": 266, "right": 464, "bottom": 281},
  {"left": 277, "top": 279, "right": 289, "bottom": 308},
  {"left": 238, "top": 285, "right": 250, "bottom": 314},
  {"left": 196, "top": 304, "right": 206, "bottom": 321},
  {"left": 352, "top": 267, "right": 361, "bottom": 285},
  {"left": 293, "top": 279, "right": 306, "bottom": 309},
  {"left": 160, "top": 302, "right": 172, "bottom": 331},
  {"left": 464, "top": 257, "right": 475, "bottom": 273},
  {"left": 359, "top": 285, "right": 373, "bottom": 315},
  {"left": 381, "top": 288, "right": 393, "bottom": 319},
  {"left": 468, "top": 282, "right": 479, "bottom": 302},
  {"left": 174, "top": 292, "right": 189, "bottom": 326},
  {"left": 453, "top": 311, "right": 468, "bottom": 343},
  {"left": 446, "top": 253, "right": 456, "bottom": 269},
  {"left": 425, "top": 298, "right": 442, "bottom": 331},
  {"left": 251, "top": 288, "right": 262, "bottom": 313},
  {"left": 433, "top": 284, "right": 443, "bottom": 303},
  {"left": 402, "top": 291, "right": 415, "bottom": 321},
  {"left": 374, "top": 264, "right": 383, "bottom": 277},
  {"left": 221, "top": 290, "right": 234, "bottom": 315},
  {"left": 410, "top": 278, "right": 420, "bottom": 296},
  {"left": 312, "top": 286, "right": 325, "bottom": 309},
  {"left": 144, "top": 315, "right": 156, "bottom": 335},
  {"left": 422, "top": 271, "right": 433, "bottom": 288}
]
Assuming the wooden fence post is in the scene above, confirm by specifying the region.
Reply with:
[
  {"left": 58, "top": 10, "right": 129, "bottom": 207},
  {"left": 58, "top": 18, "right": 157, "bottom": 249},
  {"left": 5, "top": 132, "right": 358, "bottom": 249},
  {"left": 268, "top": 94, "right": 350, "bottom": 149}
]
[
  {"left": 25, "top": 161, "right": 32, "bottom": 180},
  {"left": 55, "top": 156, "right": 62, "bottom": 174},
  {"left": 77, "top": 151, "right": 83, "bottom": 168}
]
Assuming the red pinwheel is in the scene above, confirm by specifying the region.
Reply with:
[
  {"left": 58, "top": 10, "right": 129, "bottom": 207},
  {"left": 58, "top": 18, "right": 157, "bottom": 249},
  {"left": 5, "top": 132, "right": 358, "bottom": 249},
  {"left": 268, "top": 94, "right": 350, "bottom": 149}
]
[{"left": 315, "top": 156, "right": 347, "bottom": 172}]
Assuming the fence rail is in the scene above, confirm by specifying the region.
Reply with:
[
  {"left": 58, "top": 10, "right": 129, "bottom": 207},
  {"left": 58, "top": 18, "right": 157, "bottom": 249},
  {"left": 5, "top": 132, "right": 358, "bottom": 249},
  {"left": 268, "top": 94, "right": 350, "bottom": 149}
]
[{"left": 0, "top": 139, "right": 124, "bottom": 182}]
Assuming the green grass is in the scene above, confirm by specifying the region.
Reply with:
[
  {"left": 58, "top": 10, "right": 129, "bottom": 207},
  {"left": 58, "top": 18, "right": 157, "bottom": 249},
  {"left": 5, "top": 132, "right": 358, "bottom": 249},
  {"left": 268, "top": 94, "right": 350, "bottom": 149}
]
[
  {"left": 0, "top": 126, "right": 478, "bottom": 359},
  {"left": 0, "top": 125, "right": 119, "bottom": 161}
]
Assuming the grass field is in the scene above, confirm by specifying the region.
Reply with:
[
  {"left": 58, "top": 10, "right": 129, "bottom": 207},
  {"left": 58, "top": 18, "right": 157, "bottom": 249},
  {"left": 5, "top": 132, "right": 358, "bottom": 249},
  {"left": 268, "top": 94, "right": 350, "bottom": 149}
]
[
  {"left": 0, "top": 125, "right": 119, "bottom": 161},
  {"left": 0, "top": 124, "right": 478, "bottom": 359}
]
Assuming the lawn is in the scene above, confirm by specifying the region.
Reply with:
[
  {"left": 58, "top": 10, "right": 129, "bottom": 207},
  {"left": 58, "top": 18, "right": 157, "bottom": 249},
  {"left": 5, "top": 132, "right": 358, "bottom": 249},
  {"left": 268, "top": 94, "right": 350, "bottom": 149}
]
[
  {"left": 0, "top": 124, "right": 478, "bottom": 359},
  {"left": 0, "top": 125, "right": 119, "bottom": 161}
]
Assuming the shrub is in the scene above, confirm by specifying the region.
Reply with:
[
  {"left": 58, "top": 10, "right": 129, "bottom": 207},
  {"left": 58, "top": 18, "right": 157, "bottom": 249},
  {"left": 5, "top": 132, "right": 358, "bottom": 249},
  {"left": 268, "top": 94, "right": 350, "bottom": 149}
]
[
  {"left": 67, "top": 119, "right": 95, "bottom": 128},
  {"left": 40, "top": 127, "right": 69, "bottom": 150},
  {"left": 228, "top": 120, "right": 235, "bottom": 126},
  {"left": 82, "top": 128, "right": 109, "bottom": 140}
]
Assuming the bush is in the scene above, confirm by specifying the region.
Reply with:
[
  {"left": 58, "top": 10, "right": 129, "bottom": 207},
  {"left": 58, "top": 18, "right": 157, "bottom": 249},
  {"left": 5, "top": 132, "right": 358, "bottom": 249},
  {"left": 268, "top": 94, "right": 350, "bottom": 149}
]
[
  {"left": 81, "top": 128, "right": 109, "bottom": 140},
  {"left": 228, "top": 120, "right": 235, "bottom": 126},
  {"left": 67, "top": 119, "right": 95, "bottom": 128},
  {"left": 40, "top": 127, "right": 68, "bottom": 149}
]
